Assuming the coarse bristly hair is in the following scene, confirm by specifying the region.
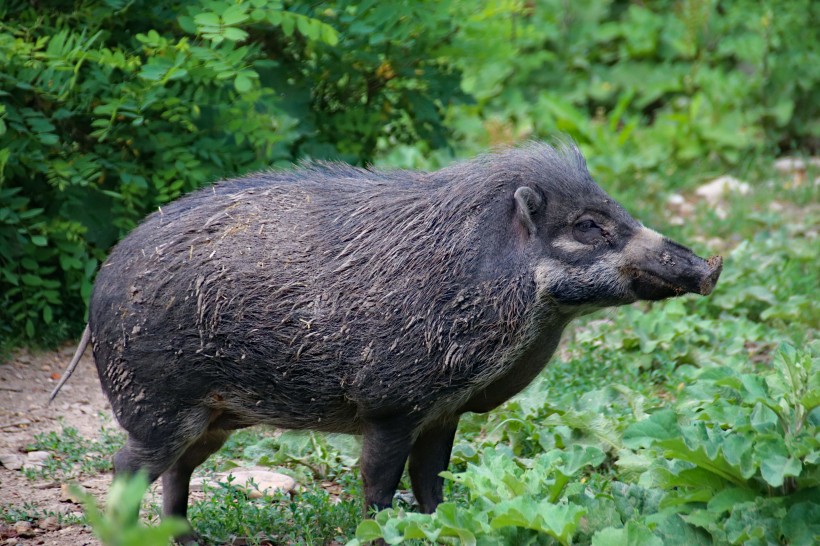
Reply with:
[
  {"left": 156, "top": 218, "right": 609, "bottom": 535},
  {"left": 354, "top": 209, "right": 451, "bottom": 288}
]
[{"left": 90, "top": 141, "right": 600, "bottom": 436}]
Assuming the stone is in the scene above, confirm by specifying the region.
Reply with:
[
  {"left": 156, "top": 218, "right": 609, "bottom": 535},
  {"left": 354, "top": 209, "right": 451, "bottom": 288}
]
[
  {"left": 695, "top": 176, "right": 750, "bottom": 205},
  {"left": 0, "top": 453, "right": 24, "bottom": 471},
  {"left": 60, "top": 483, "right": 86, "bottom": 503},
  {"left": 773, "top": 156, "right": 820, "bottom": 173},
  {"left": 25, "top": 451, "right": 51, "bottom": 463},
  {"left": 37, "top": 516, "right": 60, "bottom": 531},
  {"left": 13, "top": 521, "right": 32, "bottom": 536},
  {"left": 212, "top": 467, "right": 296, "bottom": 498}
]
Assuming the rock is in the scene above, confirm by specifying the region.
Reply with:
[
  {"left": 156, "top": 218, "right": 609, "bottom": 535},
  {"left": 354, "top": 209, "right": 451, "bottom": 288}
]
[
  {"left": 695, "top": 176, "right": 750, "bottom": 205},
  {"left": 212, "top": 468, "right": 296, "bottom": 498},
  {"left": 25, "top": 451, "right": 51, "bottom": 463},
  {"left": 22, "top": 450, "right": 51, "bottom": 470},
  {"left": 666, "top": 193, "right": 692, "bottom": 226},
  {"left": 189, "top": 477, "right": 206, "bottom": 493},
  {"left": 13, "top": 521, "right": 32, "bottom": 536},
  {"left": 774, "top": 157, "right": 820, "bottom": 173},
  {"left": 0, "top": 453, "right": 24, "bottom": 471},
  {"left": 37, "top": 516, "right": 60, "bottom": 532},
  {"left": 60, "top": 483, "right": 87, "bottom": 503}
]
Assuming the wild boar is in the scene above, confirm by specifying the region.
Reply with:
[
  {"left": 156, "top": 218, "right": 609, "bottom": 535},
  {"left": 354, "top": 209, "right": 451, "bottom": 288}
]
[{"left": 52, "top": 141, "right": 722, "bottom": 534}]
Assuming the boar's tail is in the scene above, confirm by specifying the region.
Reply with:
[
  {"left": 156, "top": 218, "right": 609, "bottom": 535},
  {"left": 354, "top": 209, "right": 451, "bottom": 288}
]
[{"left": 48, "top": 324, "right": 91, "bottom": 405}]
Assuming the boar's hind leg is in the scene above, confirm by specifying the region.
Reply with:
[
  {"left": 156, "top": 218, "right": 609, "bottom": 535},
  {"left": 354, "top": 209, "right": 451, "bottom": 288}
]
[
  {"left": 112, "top": 407, "right": 219, "bottom": 513},
  {"left": 360, "top": 417, "right": 416, "bottom": 513},
  {"left": 408, "top": 420, "right": 458, "bottom": 514},
  {"left": 162, "top": 429, "right": 230, "bottom": 518}
]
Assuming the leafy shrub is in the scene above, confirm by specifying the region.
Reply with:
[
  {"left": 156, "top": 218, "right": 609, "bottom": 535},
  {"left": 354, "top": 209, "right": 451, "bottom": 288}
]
[
  {"left": 433, "top": 0, "right": 819, "bottom": 183},
  {"left": 622, "top": 343, "right": 819, "bottom": 545},
  {"left": 0, "top": 0, "right": 468, "bottom": 345}
]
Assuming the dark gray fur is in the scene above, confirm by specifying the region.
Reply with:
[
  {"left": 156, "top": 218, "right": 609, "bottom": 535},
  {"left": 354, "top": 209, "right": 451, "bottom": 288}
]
[{"left": 82, "top": 141, "right": 721, "bottom": 532}]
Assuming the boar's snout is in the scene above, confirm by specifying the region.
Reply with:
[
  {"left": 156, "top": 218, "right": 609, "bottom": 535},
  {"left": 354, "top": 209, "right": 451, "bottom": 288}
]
[
  {"left": 698, "top": 255, "right": 723, "bottom": 296},
  {"left": 624, "top": 228, "right": 723, "bottom": 301}
]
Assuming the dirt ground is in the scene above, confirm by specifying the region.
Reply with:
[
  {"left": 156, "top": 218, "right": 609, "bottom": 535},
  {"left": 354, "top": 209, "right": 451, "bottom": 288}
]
[{"left": 0, "top": 344, "right": 112, "bottom": 545}]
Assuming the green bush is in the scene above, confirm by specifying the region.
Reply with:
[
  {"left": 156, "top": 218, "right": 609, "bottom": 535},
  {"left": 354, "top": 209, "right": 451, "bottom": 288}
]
[
  {"left": 0, "top": 0, "right": 467, "bottom": 345},
  {"left": 432, "top": 0, "right": 819, "bottom": 183},
  {"left": 2, "top": 0, "right": 817, "bottom": 346}
]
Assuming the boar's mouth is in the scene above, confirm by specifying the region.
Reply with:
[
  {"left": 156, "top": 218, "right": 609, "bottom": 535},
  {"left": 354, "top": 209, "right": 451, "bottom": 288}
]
[{"left": 625, "top": 238, "right": 723, "bottom": 301}]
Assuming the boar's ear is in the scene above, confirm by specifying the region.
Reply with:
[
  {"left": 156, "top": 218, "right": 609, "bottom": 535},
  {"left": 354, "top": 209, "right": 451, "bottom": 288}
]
[{"left": 514, "top": 186, "right": 542, "bottom": 236}]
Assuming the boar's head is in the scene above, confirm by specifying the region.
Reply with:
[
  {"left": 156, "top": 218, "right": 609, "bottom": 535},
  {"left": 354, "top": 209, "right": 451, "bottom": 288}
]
[{"left": 505, "top": 143, "right": 722, "bottom": 313}]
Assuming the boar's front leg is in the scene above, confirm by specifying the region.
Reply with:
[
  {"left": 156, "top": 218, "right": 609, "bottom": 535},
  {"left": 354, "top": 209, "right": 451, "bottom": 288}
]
[
  {"left": 408, "top": 420, "right": 458, "bottom": 514},
  {"left": 360, "top": 416, "right": 417, "bottom": 513}
]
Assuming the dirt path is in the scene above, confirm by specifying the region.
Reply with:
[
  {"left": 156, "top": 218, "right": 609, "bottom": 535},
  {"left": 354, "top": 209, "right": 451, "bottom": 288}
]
[{"left": 0, "top": 344, "right": 111, "bottom": 545}]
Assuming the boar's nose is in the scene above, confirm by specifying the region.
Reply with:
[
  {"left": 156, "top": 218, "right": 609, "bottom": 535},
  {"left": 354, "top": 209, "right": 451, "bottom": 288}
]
[
  {"left": 656, "top": 239, "right": 723, "bottom": 296},
  {"left": 698, "top": 255, "right": 723, "bottom": 296},
  {"left": 625, "top": 230, "right": 723, "bottom": 301}
]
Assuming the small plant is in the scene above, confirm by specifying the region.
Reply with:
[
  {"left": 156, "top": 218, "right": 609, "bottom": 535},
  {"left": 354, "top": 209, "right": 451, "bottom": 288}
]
[
  {"left": 0, "top": 502, "right": 81, "bottom": 525},
  {"left": 188, "top": 474, "right": 360, "bottom": 545},
  {"left": 352, "top": 445, "right": 604, "bottom": 545},
  {"left": 23, "top": 425, "right": 125, "bottom": 480},
  {"left": 73, "top": 472, "right": 188, "bottom": 546}
]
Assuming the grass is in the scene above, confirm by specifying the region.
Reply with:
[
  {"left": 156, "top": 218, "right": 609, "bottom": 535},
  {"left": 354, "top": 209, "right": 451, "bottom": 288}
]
[
  {"left": 22, "top": 424, "right": 125, "bottom": 480},
  {"left": 0, "top": 502, "right": 82, "bottom": 526},
  {"left": 189, "top": 475, "right": 362, "bottom": 545}
]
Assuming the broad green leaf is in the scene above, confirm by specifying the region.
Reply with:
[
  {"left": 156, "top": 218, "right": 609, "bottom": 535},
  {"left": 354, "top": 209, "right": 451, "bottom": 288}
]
[
  {"left": 750, "top": 402, "right": 779, "bottom": 433},
  {"left": 622, "top": 410, "right": 680, "bottom": 449},
  {"left": 592, "top": 522, "right": 663, "bottom": 546},
  {"left": 21, "top": 273, "right": 42, "bottom": 286},
  {"left": 654, "top": 437, "right": 749, "bottom": 488},
  {"left": 435, "top": 503, "right": 477, "bottom": 546},
  {"left": 221, "top": 5, "right": 248, "bottom": 26},
  {"left": 556, "top": 444, "right": 606, "bottom": 477},
  {"left": 490, "top": 498, "right": 585, "bottom": 542},
  {"left": 193, "top": 12, "right": 220, "bottom": 27},
  {"left": 706, "top": 488, "right": 757, "bottom": 514},
  {"left": 222, "top": 27, "right": 248, "bottom": 42},
  {"left": 234, "top": 73, "right": 252, "bottom": 93},
  {"left": 320, "top": 24, "right": 339, "bottom": 46},
  {"left": 759, "top": 454, "right": 802, "bottom": 488},
  {"left": 781, "top": 502, "right": 820, "bottom": 546},
  {"left": 354, "top": 519, "right": 382, "bottom": 541}
]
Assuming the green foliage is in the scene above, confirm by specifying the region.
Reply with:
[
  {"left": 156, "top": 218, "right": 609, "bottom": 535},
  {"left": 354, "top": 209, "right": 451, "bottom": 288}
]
[
  {"left": 188, "top": 473, "right": 361, "bottom": 545},
  {"left": 23, "top": 425, "right": 125, "bottom": 479},
  {"left": 74, "top": 472, "right": 189, "bottom": 546},
  {"left": 241, "top": 430, "right": 360, "bottom": 482},
  {"left": 0, "top": 0, "right": 467, "bottom": 345},
  {"left": 0, "top": 502, "right": 82, "bottom": 525},
  {"left": 621, "top": 344, "right": 820, "bottom": 543},
  {"left": 437, "top": 0, "right": 819, "bottom": 181},
  {"left": 351, "top": 446, "right": 599, "bottom": 546}
]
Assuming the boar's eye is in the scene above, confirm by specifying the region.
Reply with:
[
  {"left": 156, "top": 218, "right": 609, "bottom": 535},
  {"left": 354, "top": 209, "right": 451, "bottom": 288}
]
[
  {"left": 573, "top": 218, "right": 603, "bottom": 245},
  {"left": 575, "top": 219, "right": 596, "bottom": 232}
]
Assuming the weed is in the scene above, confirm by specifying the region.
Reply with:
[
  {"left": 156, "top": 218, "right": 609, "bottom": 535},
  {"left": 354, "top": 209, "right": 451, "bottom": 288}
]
[
  {"left": 0, "top": 502, "right": 81, "bottom": 525},
  {"left": 189, "top": 474, "right": 361, "bottom": 545},
  {"left": 73, "top": 472, "right": 188, "bottom": 546},
  {"left": 23, "top": 426, "right": 125, "bottom": 480}
]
